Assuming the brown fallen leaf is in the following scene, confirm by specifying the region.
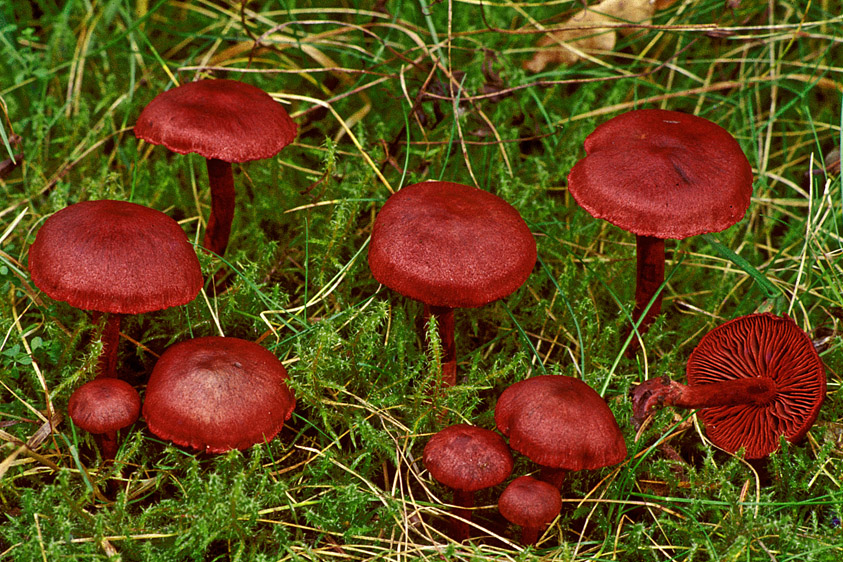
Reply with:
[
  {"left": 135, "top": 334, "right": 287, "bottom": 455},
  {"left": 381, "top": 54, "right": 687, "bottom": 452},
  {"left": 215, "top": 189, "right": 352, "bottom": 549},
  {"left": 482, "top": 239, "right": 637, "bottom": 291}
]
[{"left": 524, "top": 0, "right": 664, "bottom": 72}]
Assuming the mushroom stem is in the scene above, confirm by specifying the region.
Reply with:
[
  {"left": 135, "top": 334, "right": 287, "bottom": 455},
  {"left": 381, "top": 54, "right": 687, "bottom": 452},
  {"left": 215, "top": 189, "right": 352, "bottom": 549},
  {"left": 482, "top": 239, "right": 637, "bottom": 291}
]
[
  {"left": 538, "top": 466, "right": 567, "bottom": 490},
  {"left": 521, "top": 526, "right": 541, "bottom": 547},
  {"left": 633, "top": 234, "right": 665, "bottom": 332},
  {"left": 93, "top": 312, "right": 123, "bottom": 379},
  {"left": 632, "top": 375, "right": 778, "bottom": 425},
  {"left": 95, "top": 430, "right": 120, "bottom": 460},
  {"left": 424, "top": 305, "right": 457, "bottom": 388},
  {"left": 204, "top": 157, "right": 236, "bottom": 256},
  {"left": 451, "top": 488, "right": 475, "bottom": 541}
]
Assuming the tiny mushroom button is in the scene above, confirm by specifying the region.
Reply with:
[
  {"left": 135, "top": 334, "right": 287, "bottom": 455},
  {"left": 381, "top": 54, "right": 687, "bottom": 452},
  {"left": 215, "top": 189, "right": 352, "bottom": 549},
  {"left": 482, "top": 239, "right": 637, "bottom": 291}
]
[
  {"left": 567, "top": 109, "right": 753, "bottom": 345},
  {"left": 68, "top": 378, "right": 141, "bottom": 460},
  {"left": 498, "top": 475, "right": 562, "bottom": 546},
  {"left": 135, "top": 79, "right": 297, "bottom": 256}
]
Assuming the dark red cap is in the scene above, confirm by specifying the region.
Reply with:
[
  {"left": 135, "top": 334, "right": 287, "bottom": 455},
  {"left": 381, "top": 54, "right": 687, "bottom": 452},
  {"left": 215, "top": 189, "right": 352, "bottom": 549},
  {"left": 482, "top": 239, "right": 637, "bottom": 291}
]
[
  {"left": 143, "top": 337, "right": 296, "bottom": 453},
  {"left": 423, "top": 424, "right": 514, "bottom": 492},
  {"left": 28, "top": 200, "right": 203, "bottom": 314},
  {"left": 135, "top": 79, "right": 297, "bottom": 163},
  {"left": 687, "top": 313, "right": 826, "bottom": 458},
  {"left": 567, "top": 109, "right": 753, "bottom": 239},
  {"left": 495, "top": 375, "right": 627, "bottom": 470},
  {"left": 68, "top": 378, "right": 141, "bottom": 434},
  {"left": 498, "top": 475, "right": 561, "bottom": 529},
  {"left": 368, "top": 181, "right": 536, "bottom": 308}
]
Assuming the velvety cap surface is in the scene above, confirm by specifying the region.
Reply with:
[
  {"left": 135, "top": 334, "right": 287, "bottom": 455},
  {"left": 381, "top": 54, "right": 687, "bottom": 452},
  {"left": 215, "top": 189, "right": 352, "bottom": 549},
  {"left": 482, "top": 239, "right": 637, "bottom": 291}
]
[
  {"left": 495, "top": 375, "right": 627, "bottom": 470},
  {"left": 68, "top": 378, "right": 141, "bottom": 433},
  {"left": 135, "top": 79, "right": 297, "bottom": 163},
  {"left": 567, "top": 109, "right": 753, "bottom": 239},
  {"left": 28, "top": 200, "right": 203, "bottom": 314},
  {"left": 368, "top": 181, "right": 537, "bottom": 308},
  {"left": 143, "top": 337, "right": 296, "bottom": 453},
  {"left": 498, "top": 475, "right": 561, "bottom": 528},
  {"left": 423, "top": 424, "right": 514, "bottom": 492},
  {"left": 687, "top": 313, "right": 826, "bottom": 459}
]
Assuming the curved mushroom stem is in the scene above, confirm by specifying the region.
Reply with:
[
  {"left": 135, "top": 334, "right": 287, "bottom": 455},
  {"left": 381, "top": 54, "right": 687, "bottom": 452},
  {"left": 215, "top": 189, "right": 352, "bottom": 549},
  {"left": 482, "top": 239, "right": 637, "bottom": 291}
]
[
  {"left": 204, "top": 157, "right": 236, "bottom": 256},
  {"left": 633, "top": 234, "right": 666, "bottom": 334},
  {"left": 632, "top": 375, "right": 778, "bottom": 426},
  {"left": 93, "top": 312, "right": 123, "bottom": 379},
  {"left": 451, "top": 488, "right": 475, "bottom": 541},
  {"left": 424, "top": 305, "right": 457, "bottom": 388}
]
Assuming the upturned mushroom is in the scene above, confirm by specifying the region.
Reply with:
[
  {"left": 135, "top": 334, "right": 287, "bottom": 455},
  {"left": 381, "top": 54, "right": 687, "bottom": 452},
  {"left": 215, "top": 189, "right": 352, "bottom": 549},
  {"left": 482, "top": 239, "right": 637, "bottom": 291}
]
[
  {"left": 495, "top": 375, "right": 627, "bottom": 489},
  {"left": 567, "top": 109, "right": 753, "bottom": 345},
  {"left": 135, "top": 79, "right": 297, "bottom": 256},
  {"left": 422, "top": 424, "right": 514, "bottom": 540},
  {"left": 632, "top": 313, "right": 826, "bottom": 459},
  {"left": 143, "top": 336, "right": 295, "bottom": 453},
  {"left": 369, "top": 180, "right": 536, "bottom": 388},
  {"left": 68, "top": 378, "right": 141, "bottom": 460},
  {"left": 28, "top": 200, "right": 203, "bottom": 378},
  {"left": 498, "top": 475, "right": 562, "bottom": 546}
]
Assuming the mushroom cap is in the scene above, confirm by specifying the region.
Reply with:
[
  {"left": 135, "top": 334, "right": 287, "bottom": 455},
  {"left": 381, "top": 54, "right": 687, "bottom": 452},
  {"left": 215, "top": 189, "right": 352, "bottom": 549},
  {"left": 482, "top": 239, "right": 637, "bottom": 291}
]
[
  {"left": 368, "top": 181, "right": 537, "bottom": 308},
  {"left": 422, "top": 424, "right": 514, "bottom": 492},
  {"left": 498, "top": 475, "right": 562, "bottom": 529},
  {"left": 567, "top": 109, "right": 753, "bottom": 240},
  {"left": 686, "top": 313, "right": 826, "bottom": 459},
  {"left": 134, "top": 79, "right": 297, "bottom": 163},
  {"left": 495, "top": 375, "right": 627, "bottom": 470},
  {"left": 28, "top": 200, "right": 203, "bottom": 314},
  {"left": 143, "top": 337, "right": 295, "bottom": 453},
  {"left": 68, "top": 378, "right": 141, "bottom": 434}
]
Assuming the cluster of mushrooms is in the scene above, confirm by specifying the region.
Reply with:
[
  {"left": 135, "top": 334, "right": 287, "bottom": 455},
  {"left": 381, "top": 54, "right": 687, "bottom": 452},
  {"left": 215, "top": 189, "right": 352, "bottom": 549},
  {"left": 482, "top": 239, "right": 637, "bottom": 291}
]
[{"left": 28, "top": 79, "right": 828, "bottom": 548}]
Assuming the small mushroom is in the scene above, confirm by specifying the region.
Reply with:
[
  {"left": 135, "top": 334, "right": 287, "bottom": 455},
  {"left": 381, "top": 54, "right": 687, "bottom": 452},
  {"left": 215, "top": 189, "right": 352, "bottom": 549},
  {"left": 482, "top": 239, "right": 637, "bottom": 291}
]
[
  {"left": 632, "top": 313, "right": 826, "bottom": 459},
  {"left": 567, "top": 109, "right": 753, "bottom": 345},
  {"left": 369, "top": 181, "right": 536, "bottom": 388},
  {"left": 68, "top": 378, "right": 141, "bottom": 460},
  {"left": 498, "top": 475, "right": 561, "bottom": 546},
  {"left": 495, "top": 375, "right": 627, "bottom": 489},
  {"left": 135, "top": 79, "right": 297, "bottom": 256},
  {"left": 28, "top": 200, "right": 203, "bottom": 378},
  {"left": 143, "top": 336, "right": 295, "bottom": 453},
  {"left": 422, "top": 424, "right": 513, "bottom": 541}
]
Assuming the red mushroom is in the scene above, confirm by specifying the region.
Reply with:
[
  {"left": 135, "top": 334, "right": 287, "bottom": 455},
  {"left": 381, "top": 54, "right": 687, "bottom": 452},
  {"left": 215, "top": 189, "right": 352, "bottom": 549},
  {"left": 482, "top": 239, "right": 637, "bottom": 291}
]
[
  {"left": 495, "top": 375, "right": 627, "bottom": 489},
  {"left": 369, "top": 181, "right": 536, "bottom": 388},
  {"left": 28, "top": 200, "right": 203, "bottom": 379},
  {"left": 498, "top": 475, "right": 562, "bottom": 546},
  {"left": 68, "top": 378, "right": 141, "bottom": 460},
  {"left": 567, "top": 109, "right": 753, "bottom": 344},
  {"left": 143, "top": 336, "right": 295, "bottom": 453},
  {"left": 135, "top": 79, "right": 297, "bottom": 256},
  {"left": 422, "top": 424, "right": 514, "bottom": 540},
  {"left": 632, "top": 313, "right": 826, "bottom": 459}
]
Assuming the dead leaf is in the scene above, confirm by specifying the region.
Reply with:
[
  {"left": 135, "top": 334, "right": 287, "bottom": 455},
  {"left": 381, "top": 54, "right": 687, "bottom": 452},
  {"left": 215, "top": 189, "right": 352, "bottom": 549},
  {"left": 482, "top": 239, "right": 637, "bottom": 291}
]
[{"left": 524, "top": 0, "right": 658, "bottom": 72}]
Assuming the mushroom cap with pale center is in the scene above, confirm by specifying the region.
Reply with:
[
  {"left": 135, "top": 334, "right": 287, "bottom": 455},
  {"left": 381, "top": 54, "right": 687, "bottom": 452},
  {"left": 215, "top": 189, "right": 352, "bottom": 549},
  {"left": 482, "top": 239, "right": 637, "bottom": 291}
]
[
  {"left": 423, "top": 424, "right": 514, "bottom": 492},
  {"left": 68, "top": 378, "right": 141, "bottom": 434},
  {"left": 495, "top": 375, "right": 627, "bottom": 470},
  {"left": 567, "top": 108, "right": 753, "bottom": 240},
  {"left": 143, "top": 336, "right": 295, "bottom": 453},
  {"left": 368, "top": 181, "right": 537, "bottom": 309},
  {"left": 28, "top": 200, "right": 203, "bottom": 314},
  {"left": 134, "top": 79, "right": 297, "bottom": 163},
  {"left": 687, "top": 313, "right": 826, "bottom": 459}
]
